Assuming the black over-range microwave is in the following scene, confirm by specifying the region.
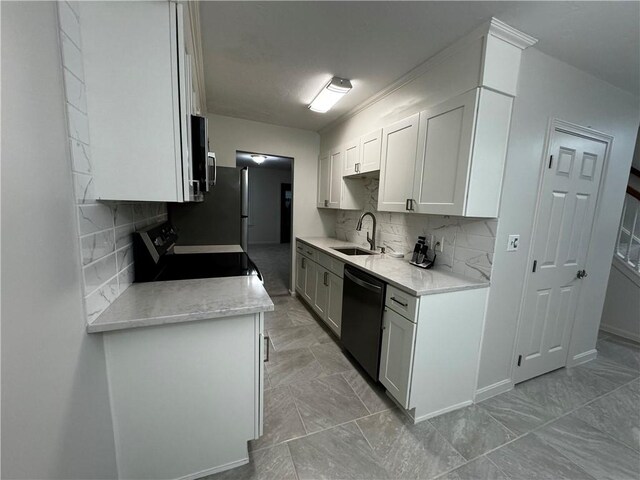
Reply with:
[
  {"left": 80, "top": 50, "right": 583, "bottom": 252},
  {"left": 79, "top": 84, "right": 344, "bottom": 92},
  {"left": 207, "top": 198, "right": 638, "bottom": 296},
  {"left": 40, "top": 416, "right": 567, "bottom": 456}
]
[{"left": 190, "top": 115, "right": 216, "bottom": 200}]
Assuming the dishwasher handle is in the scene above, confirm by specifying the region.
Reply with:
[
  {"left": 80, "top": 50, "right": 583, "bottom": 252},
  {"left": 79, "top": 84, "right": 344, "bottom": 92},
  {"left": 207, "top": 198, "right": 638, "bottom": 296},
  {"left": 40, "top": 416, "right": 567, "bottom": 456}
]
[{"left": 344, "top": 269, "right": 382, "bottom": 293}]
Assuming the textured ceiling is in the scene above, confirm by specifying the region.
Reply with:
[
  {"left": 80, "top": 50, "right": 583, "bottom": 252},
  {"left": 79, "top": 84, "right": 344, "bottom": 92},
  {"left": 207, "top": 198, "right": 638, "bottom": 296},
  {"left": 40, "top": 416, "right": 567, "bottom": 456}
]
[{"left": 200, "top": 1, "right": 640, "bottom": 132}]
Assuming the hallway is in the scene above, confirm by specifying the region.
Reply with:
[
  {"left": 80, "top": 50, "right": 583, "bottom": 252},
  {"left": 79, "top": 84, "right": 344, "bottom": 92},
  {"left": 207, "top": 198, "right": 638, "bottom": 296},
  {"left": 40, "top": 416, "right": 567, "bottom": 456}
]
[{"left": 248, "top": 243, "right": 292, "bottom": 297}]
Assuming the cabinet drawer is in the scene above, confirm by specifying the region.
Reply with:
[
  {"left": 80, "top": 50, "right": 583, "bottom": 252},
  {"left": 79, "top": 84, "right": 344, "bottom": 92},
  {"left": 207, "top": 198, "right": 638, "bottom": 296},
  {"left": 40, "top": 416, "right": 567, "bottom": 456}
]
[
  {"left": 385, "top": 285, "right": 418, "bottom": 321},
  {"left": 317, "top": 252, "right": 344, "bottom": 278},
  {"left": 296, "top": 241, "right": 318, "bottom": 262}
]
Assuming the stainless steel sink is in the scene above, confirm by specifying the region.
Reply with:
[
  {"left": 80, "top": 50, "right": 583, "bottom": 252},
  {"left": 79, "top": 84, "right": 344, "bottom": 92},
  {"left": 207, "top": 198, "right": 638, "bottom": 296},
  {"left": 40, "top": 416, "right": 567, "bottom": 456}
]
[{"left": 332, "top": 247, "right": 376, "bottom": 256}]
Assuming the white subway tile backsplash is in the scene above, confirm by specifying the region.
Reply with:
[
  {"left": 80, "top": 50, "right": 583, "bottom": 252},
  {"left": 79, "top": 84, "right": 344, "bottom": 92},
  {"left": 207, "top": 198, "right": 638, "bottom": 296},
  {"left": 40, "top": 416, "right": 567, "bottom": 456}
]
[
  {"left": 83, "top": 253, "right": 117, "bottom": 294},
  {"left": 113, "top": 203, "right": 134, "bottom": 226},
  {"left": 67, "top": 105, "right": 90, "bottom": 144},
  {"left": 78, "top": 204, "right": 114, "bottom": 235},
  {"left": 60, "top": 31, "right": 84, "bottom": 81},
  {"left": 69, "top": 138, "right": 92, "bottom": 174},
  {"left": 81, "top": 229, "right": 115, "bottom": 266},
  {"left": 63, "top": 68, "right": 87, "bottom": 113},
  {"left": 74, "top": 172, "right": 95, "bottom": 204},
  {"left": 85, "top": 277, "right": 119, "bottom": 323},
  {"left": 66, "top": 1, "right": 80, "bottom": 16},
  {"left": 116, "top": 245, "right": 133, "bottom": 271},
  {"left": 115, "top": 224, "right": 134, "bottom": 250},
  {"left": 118, "top": 264, "right": 135, "bottom": 294},
  {"left": 57, "top": 1, "right": 81, "bottom": 47}
]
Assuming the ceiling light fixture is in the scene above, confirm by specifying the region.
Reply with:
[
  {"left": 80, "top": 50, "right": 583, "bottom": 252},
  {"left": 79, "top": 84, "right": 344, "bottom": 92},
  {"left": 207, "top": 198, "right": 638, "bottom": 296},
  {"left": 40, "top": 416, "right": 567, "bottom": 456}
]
[
  {"left": 308, "top": 77, "right": 352, "bottom": 113},
  {"left": 251, "top": 155, "right": 267, "bottom": 165}
]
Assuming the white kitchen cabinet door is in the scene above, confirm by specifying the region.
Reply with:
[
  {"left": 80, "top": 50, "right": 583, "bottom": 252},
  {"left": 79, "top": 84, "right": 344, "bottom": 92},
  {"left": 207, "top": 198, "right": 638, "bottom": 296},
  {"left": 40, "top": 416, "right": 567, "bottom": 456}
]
[
  {"left": 412, "top": 90, "right": 477, "bottom": 216},
  {"left": 325, "top": 273, "right": 343, "bottom": 336},
  {"left": 317, "top": 152, "right": 330, "bottom": 208},
  {"left": 379, "top": 308, "right": 417, "bottom": 409},
  {"left": 295, "top": 254, "right": 306, "bottom": 295},
  {"left": 80, "top": 1, "right": 188, "bottom": 202},
  {"left": 313, "top": 267, "right": 329, "bottom": 319},
  {"left": 378, "top": 113, "right": 420, "bottom": 213},
  {"left": 303, "top": 259, "right": 317, "bottom": 305},
  {"left": 360, "top": 129, "right": 382, "bottom": 174},
  {"left": 343, "top": 140, "right": 360, "bottom": 176},
  {"left": 328, "top": 148, "right": 343, "bottom": 208}
]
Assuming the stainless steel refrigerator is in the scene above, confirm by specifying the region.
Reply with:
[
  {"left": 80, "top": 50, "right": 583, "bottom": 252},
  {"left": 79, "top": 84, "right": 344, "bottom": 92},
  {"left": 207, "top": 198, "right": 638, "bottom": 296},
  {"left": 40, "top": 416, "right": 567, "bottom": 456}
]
[{"left": 168, "top": 166, "right": 249, "bottom": 250}]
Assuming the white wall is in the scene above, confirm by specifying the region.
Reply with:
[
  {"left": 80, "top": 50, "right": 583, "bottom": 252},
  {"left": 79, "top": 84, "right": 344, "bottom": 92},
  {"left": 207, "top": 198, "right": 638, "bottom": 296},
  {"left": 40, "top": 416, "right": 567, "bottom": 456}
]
[
  {"left": 600, "top": 259, "right": 640, "bottom": 342},
  {"left": 476, "top": 48, "right": 639, "bottom": 396},
  {"left": 1, "top": 2, "right": 118, "bottom": 478},
  {"left": 207, "top": 114, "right": 334, "bottom": 288},
  {"left": 247, "top": 167, "right": 292, "bottom": 244}
]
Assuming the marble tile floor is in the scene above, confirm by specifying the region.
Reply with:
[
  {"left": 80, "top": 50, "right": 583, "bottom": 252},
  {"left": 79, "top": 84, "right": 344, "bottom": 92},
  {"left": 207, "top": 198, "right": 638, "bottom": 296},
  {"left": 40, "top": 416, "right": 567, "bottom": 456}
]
[
  {"left": 247, "top": 243, "right": 292, "bottom": 297},
  {"left": 208, "top": 299, "right": 640, "bottom": 480}
]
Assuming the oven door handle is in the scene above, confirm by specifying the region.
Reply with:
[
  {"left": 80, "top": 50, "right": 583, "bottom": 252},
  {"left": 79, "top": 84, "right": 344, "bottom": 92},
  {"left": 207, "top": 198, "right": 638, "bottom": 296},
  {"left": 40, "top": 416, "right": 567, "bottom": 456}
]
[{"left": 344, "top": 269, "right": 381, "bottom": 292}]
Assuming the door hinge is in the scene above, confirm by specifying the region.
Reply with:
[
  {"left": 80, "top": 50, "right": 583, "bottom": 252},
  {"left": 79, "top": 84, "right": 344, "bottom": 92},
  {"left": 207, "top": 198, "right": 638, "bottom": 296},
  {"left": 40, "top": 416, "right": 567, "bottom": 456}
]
[
  {"left": 548, "top": 155, "right": 553, "bottom": 169},
  {"left": 517, "top": 355, "right": 522, "bottom": 367},
  {"left": 532, "top": 260, "right": 537, "bottom": 272}
]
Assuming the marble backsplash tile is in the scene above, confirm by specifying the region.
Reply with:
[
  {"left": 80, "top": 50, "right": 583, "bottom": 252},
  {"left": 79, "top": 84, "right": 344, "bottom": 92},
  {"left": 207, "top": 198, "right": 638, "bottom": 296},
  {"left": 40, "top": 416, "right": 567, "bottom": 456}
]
[
  {"left": 334, "top": 178, "right": 497, "bottom": 281},
  {"left": 58, "top": 2, "right": 168, "bottom": 322}
]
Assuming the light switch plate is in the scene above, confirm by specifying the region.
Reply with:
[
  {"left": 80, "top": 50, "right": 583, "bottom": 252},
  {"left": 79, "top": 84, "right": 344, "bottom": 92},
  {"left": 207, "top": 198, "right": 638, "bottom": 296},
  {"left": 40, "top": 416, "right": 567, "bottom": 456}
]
[{"left": 507, "top": 234, "right": 519, "bottom": 251}]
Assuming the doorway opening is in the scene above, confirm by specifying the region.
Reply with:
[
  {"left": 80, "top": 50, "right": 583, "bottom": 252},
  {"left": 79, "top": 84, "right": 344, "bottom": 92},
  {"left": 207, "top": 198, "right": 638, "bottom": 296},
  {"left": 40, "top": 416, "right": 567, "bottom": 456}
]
[{"left": 237, "top": 151, "right": 293, "bottom": 297}]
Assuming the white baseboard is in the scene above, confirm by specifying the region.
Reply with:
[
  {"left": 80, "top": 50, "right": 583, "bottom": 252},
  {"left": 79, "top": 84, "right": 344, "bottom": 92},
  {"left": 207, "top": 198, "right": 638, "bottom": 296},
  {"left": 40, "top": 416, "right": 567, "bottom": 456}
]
[
  {"left": 599, "top": 324, "right": 640, "bottom": 343},
  {"left": 474, "top": 378, "right": 513, "bottom": 402},
  {"left": 569, "top": 349, "right": 598, "bottom": 367},
  {"left": 177, "top": 458, "right": 249, "bottom": 480}
]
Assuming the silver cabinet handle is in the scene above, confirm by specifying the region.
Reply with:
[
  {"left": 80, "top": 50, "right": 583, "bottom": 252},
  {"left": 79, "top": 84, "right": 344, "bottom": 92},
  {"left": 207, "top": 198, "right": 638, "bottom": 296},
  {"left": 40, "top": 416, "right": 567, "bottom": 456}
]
[
  {"left": 324, "top": 199, "right": 329, "bottom": 207},
  {"left": 207, "top": 152, "right": 217, "bottom": 188},
  {"left": 302, "top": 258, "right": 306, "bottom": 269},
  {"left": 391, "top": 297, "right": 408, "bottom": 307},
  {"left": 264, "top": 336, "right": 270, "bottom": 362},
  {"left": 324, "top": 271, "right": 329, "bottom": 286}
]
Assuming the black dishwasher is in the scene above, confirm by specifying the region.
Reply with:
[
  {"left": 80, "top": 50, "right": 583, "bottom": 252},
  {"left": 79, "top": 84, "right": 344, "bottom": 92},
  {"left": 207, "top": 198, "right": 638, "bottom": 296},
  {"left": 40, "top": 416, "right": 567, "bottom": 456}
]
[{"left": 341, "top": 265, "right": 386, "bottom": 381}]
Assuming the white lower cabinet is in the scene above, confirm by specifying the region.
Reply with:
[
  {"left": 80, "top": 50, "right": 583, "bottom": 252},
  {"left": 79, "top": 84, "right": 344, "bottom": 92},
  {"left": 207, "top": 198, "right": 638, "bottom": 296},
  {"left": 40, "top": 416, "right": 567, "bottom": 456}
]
[
  {"left": 380, "top": 287, "right": 489, "bottom": 423},
  {"left": 313, "top": 268, "right": 329, "bottom": 319},
  {"left": 103, "top": 313, "right": 264, "bottom": 479},
  {"left": 295, "top": 241, "right": 344, "bottom": 337},
  {"left": 379, "top": 308, "right": 417, "bottom": 408},
  {"left": 325, "top": 273, "right": 343, "bottom": 335},
  {"left": 303, "top": 258, "right": 317, "bottom": 305}
]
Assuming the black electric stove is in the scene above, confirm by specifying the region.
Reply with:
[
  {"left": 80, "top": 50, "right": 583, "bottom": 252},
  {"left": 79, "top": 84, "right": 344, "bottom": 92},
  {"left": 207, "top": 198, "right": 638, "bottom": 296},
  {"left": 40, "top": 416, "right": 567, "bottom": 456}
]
[{"left": 133, "top": 221, "right": 261, "bottom": 283}]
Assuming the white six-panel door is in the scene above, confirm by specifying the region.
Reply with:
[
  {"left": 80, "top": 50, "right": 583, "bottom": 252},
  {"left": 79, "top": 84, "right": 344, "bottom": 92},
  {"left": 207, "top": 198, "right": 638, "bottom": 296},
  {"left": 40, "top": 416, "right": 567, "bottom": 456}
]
[{"left": 515, "top": 128, "right": 608, "bottom": 383}]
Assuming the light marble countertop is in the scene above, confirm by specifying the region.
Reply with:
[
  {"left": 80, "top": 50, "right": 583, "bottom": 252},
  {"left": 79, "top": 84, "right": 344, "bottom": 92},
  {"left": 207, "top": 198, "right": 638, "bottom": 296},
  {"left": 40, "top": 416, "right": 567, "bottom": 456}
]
[
  {"left": 297, "top": 237, "right": 489, "bottom": 296},
  {"left": 87, "top": 276, "right": 273, "bottom": 333}
]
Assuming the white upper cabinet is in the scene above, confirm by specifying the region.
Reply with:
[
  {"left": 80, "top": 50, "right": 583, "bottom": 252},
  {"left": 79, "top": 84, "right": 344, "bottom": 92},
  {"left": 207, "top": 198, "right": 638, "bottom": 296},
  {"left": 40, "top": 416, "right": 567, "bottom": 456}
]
[
  {"left": 343, "top": 140, "right": 360, "bottom": 176},
  {"left": 328, "top": 148, "right": 343, "bottom": 208},
  {"left": 412, "top": 88, "right": 512, "bottom": 217},
  {"left": 317, "top": 149, "right": 363, "bottom": 210},
  {"left": 412, "top": 90, "right": 476, "bottom": 215},
  {"left": 342, "top": 129, "right": 382, "bottom": 177},
  {"left": 79, "top": 1, "right": 205, "bottom": 203},
  {"left": 359, "top": 129, "right": 382, "bottom": 174},
  {"left": 377, "top": 113, "right": 421, "bottom": 213},
  {"left": 376, "top": 88, "right": 512, "bottom": 217}
]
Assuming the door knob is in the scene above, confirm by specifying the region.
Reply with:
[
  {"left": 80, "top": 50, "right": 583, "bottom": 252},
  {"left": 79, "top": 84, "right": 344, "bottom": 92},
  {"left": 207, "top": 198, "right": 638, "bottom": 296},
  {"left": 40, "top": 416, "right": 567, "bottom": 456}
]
[{"left": 576, "top": 269, "right": 588, "bottom": 279}]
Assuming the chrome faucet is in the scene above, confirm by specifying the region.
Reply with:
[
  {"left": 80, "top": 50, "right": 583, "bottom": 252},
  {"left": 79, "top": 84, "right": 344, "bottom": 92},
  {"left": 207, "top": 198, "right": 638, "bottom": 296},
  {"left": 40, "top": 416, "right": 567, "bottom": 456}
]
[{"left": 356, "top": 212, "right": 377, "bottom": 251}]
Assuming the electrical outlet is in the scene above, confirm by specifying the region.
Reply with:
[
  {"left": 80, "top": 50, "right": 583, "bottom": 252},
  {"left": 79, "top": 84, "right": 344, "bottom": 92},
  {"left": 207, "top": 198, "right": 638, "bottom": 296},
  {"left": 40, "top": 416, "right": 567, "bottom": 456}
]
[
  {"left": 435, "top": 237, "right": 444, "bottom": 252},
  {"left": 507, "top": 234, "right": 520, "bottom": 251}
]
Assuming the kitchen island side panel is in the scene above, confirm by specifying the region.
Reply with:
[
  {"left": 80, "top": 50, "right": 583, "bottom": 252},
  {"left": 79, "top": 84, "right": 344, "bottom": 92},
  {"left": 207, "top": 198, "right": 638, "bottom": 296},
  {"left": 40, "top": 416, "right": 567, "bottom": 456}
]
[{"left": 104, "top": 315, "right": 259, "bottom": 479}]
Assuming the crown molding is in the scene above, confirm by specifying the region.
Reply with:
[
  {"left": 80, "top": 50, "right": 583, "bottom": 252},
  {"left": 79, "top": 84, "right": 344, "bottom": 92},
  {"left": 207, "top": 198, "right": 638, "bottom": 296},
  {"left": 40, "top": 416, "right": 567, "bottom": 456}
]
[
  {"left": 318, "top": 17, "right": 535, "bottom": 134},
  {"left": 487, "top": 17, "right": 538, "bottom": 49}
]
